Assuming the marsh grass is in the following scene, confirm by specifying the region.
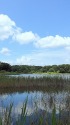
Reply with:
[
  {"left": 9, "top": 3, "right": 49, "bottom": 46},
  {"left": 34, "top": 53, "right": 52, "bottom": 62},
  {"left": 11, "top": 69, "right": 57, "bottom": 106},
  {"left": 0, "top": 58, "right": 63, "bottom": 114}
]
[
  {"left": 4, "top": 103, "right": 13, "bottom": 125},
  {"left": 0, "top": 75, "right": 70, "bottom": 94},
  {"left": 0, "top": 75, "right": 70, "bottom": 124},
  {"left": 16, "top": 97, "right": 28, "bottom": 125}
]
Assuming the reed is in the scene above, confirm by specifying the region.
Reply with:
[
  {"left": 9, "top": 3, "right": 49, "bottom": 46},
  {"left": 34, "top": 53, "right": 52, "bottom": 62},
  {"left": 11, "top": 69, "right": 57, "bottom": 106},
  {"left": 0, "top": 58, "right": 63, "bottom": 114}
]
[
  {"left": 0, "top": 75, "right": 70, "bottom": 92},
  {"left": 0, "top": 98, "right": 70, "bottom": 125},
  {"left": 16, "top": 97, "right": 28, "bottom": 125},
  {"left": 0, "top": 75, "right": 70, "bottom": 124}
]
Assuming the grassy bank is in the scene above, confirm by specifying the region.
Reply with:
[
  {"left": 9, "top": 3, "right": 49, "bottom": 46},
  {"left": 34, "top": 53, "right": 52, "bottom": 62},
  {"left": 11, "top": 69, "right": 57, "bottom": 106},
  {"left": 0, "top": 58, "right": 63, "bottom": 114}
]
[
  {"left": 0, "top": 71, "right": 20, "bottom": 75},
  {"left": 0, "top": 75, "right": 70, "bottom": 93}
]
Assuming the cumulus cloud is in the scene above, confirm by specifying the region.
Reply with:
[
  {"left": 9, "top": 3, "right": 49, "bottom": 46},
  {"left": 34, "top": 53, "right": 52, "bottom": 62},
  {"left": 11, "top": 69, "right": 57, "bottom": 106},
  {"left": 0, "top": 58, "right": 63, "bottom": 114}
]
[
  {"left": 35, "top": 35, "right": 70, "bottom": 48},
  {"left": 0, "top": 14, "right": 16, "bottom": 41},
  {"left": 0, "top": 14, "right": 39, "bottom": 44},
  {"left": 0, "top": 47, "right": 10, "bottom": 55},
  {"left": 13, "top": 31, "right": 39, "bottom": 44},
  {"left": 0, "top": 14, "right": 70, "bottom": 49},
  {"left": 0, "top": 14, "right": 70, "bottom": 65}
]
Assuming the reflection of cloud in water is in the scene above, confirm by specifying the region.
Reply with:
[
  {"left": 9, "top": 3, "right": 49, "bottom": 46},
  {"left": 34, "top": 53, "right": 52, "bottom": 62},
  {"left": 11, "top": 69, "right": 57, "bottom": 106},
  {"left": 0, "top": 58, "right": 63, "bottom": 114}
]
[
  {"left": 0, "top": 94, "right": 8, "bottom": 100},
  {"left": 0, "top": 91, "right": 70, "bottom": 117},
  {"left": 13, "top": 101, "right": 35, "bottom": 116}
]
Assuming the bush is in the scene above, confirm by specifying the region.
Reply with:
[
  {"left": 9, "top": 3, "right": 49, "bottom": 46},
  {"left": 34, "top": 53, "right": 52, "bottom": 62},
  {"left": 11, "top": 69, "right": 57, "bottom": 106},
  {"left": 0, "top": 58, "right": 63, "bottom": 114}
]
[{"left": 48, "top": 68, "right": 55, "bottom": 72}]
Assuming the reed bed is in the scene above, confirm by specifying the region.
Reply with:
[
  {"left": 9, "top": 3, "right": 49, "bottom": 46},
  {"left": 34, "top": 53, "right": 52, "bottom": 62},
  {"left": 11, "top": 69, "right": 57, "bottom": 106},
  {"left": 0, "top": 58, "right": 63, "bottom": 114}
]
[
  {"left": 0, "top": 75, "right": 70, "bottom": 92},
  {"left": 0, "top": 75, "right": 70, "bottom": 124}
]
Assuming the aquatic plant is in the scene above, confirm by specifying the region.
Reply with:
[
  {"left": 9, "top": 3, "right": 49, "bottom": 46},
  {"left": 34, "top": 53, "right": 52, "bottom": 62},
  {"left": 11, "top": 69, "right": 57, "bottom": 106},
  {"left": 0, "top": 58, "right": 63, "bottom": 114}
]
[
  {"left": 0, "top": 75, "right": 70, "bottom": 93},
  {"left": 16, "top": 97, "right": 28, "bottom": 125},
  {"left": 0, "top": 96, "right": 70, "bottom": 125}
]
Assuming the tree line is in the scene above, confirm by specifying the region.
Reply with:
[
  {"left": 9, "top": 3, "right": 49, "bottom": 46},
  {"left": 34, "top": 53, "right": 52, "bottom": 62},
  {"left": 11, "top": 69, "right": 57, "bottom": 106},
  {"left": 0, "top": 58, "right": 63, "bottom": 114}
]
[{"left": 0, "top": 62, "right": 70, "bottom": 73}]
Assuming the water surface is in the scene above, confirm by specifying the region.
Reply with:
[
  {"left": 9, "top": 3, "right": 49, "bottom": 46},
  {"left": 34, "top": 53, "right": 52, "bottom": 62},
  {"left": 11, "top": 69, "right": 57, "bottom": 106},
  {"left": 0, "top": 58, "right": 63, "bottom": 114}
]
[
  {"left": 8, "top": 73, "right": 70, "bottom": 79},
  {"left": 0, "top": 73, "right": 70, "bottom": 124},
  {"left": 0, "top": 90, "right": 70, "bottom": 124}
]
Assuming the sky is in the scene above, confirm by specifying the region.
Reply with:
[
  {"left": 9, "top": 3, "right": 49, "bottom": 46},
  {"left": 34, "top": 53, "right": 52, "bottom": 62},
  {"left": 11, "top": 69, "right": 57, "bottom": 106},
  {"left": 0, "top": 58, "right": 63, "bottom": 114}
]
[{"left": 0, "top": 0, "right": 70, "bottom": 66}]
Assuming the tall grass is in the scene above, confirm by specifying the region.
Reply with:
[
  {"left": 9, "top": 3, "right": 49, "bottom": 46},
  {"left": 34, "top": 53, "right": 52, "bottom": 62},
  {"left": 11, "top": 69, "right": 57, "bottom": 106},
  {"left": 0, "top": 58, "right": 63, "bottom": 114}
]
[
  {"left": 16, "top": 97, "right": 28, "bottom": 125},
  {"left": 4, "top": 103, "right": 13, "bottom": 125},
  {"left": 0, "top": 75, "right": 70, "bottom": 93},
  {"left": 0, "top": 75, "right": 70, "bottom": 124},
  {"left": 52, "top": 105, "right": 56, "bottom": 125}
]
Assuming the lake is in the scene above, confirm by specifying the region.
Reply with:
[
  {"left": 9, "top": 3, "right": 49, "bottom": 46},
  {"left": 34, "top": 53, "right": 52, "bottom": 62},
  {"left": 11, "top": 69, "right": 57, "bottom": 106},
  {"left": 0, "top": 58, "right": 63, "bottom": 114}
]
[
  {"left": 0, "top": 90, "right": 70, "bottom": 125},
  {"left": 8, "top": 73, "right": 70, "bottom": 78},
  {"left": 0, "top": 74, "right": 70, "bottom": 125}
]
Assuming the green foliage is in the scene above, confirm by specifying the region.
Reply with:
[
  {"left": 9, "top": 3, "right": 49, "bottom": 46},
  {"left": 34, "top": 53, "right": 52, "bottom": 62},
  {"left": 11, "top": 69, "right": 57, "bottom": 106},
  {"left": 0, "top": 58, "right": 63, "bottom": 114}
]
[
  {"left": 0, "top": 62, "right": 11, "bottom": 72},
  {"left": 38, "top": 116, "right": 43, "bottom": 125},
  {"left": 4, "top": 103, "right": 13, "bottom": 125},
  {"left": 16, "top": 97, "right": 28, "bottom": 125},
  {"left": 48, "top": 68, "right": 55, "bottom": 72},
  {"left": 0, "top": 61, "right": 70, "bottom": 73},
  {"left": 0, "top": 117, "right": 2, "bottom": 125},
  {"left": 52, "top": 105, "right": 56, "bottom": 125}
]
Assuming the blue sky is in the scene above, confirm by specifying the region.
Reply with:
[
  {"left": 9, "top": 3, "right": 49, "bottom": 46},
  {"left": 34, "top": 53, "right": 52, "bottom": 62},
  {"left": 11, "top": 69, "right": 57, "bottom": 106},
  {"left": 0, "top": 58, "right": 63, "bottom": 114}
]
[{"left": 0, "top": 0, "right": 70, "bottom": 65}]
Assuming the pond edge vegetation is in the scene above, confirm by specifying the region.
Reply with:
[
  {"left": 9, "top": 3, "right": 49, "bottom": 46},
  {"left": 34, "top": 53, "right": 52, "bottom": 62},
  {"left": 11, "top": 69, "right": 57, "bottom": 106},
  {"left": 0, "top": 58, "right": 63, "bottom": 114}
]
[
  {"left": 0, "top": 75, "right": 70, "bottom": 93},
  {"left": 0, "top": 96, "right": 70, "bottom": 125}
]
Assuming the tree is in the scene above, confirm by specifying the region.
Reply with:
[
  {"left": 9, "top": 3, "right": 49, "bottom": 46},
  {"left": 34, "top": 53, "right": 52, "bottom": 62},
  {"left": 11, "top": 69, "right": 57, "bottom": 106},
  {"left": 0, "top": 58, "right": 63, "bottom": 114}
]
[
  {"left": 0, "top": 62, "right": 11, "bottom": 71},
  {"left": 48, "top": 68, "right": 55, "bottom": 72}
]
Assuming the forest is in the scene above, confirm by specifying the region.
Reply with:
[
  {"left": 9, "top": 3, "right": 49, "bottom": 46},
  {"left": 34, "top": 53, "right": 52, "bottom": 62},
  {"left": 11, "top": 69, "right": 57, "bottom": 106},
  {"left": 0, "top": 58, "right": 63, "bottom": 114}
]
[{"left": 0, "top": 62, "right": 70, "bottom": 73}]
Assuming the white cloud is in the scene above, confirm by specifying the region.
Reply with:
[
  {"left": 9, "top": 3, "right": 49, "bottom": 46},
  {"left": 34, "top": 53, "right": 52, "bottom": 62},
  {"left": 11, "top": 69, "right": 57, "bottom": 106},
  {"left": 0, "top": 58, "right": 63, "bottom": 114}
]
[
  {"left": 35, "top": 35, "right": 70, "bottom": 48},
  {"left": 0, "top": 14, "right": 70, "bottom": 65},
  {"left": 0, "top": 47, "right": 10, "bottom": 55},
  {"left": 0, "top": 14, "right": 70, "bottom": 49},
  {"left": 16, "top": 56, "right": 32, "bottom": 65},
  {"left": 1, "top": 48, "right": 70, "bottom": 66},
  {"left": 16, "top": 49, "right": 67, "bottom": 66},
  {"left": 0, "top": 14, "right": 16, "bottom": 41},
  {"left": 13, "top": 31, "right": 39, "bottom": 44},
  {"left": 0, "top": 14, "right": 39, "bottom": 44}
]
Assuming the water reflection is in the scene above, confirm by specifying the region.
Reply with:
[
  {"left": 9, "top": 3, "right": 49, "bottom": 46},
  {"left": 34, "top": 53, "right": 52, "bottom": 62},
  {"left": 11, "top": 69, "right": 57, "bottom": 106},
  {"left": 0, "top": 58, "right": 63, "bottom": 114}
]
[
  {"left": 0, "top": 91, "right": 70, "bottom": 116},
  {"left": 0, "top": 91, "right": 70, "bottom": 125}
]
